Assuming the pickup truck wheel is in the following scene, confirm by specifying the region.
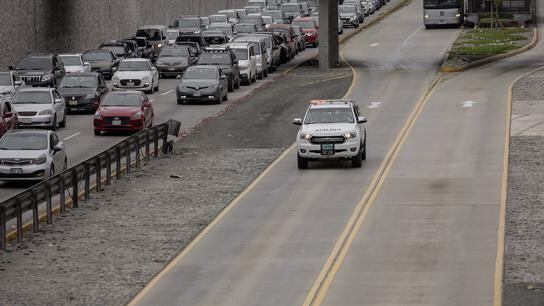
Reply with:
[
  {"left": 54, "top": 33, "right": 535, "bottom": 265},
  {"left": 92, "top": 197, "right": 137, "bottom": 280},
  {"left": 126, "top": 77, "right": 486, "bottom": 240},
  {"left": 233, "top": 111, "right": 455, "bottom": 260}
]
[
  {"left": 297, "top": 154, "right": 308, "bottom": 169},
  {"left": 361, "top": 139, "right": 367, "bottom": 160},
  {"left": 351, "top": 149, "right": 363, "bottom": 168}
]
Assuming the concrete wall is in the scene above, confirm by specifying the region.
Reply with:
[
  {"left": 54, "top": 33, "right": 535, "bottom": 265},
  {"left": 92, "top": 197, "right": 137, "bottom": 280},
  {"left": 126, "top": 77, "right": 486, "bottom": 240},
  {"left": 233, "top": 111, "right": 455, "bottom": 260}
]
[{"left": 0, "top": 0, "right": 248, "bottom": 68}]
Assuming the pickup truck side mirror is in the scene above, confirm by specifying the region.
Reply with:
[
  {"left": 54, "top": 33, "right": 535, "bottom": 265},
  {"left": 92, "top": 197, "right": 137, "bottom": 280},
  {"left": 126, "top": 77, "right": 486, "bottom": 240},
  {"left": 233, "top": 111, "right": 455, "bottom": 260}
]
[
  {"left": 54, "top": 98, "right": 63, "bottom": 104},
  {"left": 13, "top": 81, "right": 22, "bottom": 86},
  {"left": 52, "top": 144, "right": 63, "bottom": 153},
  {"left": 357, "top": 116, "right": 367, "bottom": 124},
  {"left": 292, "top": 118, "right": 302, "bottom": 125}
]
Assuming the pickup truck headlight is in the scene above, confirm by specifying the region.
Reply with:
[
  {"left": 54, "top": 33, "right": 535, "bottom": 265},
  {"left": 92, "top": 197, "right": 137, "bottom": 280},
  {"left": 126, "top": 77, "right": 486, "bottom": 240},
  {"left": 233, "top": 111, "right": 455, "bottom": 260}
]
[
  {"left": 41, "top": 74, "right": 53, "bottom": 81},
  {"left": 38, "top": 109, "right": 53, "bottom": 115},
  {"left": 130, "top": 111, "right": 144, "bottom": 120},
  {"left": 343, "top": 132, "right": 357, "bottom": 139},
  {"left": 33, "top": 154, "right": 47, "bottom": 165},
  {"left": 300, "top": 133, "right": 312, "bottom": 141}
]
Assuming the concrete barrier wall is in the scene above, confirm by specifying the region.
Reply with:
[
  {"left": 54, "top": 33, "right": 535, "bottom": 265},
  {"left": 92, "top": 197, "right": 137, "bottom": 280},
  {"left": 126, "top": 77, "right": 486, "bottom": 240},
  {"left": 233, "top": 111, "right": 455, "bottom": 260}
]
[{"left": 0, "top": 0, "right": 248, "bottom": 68}]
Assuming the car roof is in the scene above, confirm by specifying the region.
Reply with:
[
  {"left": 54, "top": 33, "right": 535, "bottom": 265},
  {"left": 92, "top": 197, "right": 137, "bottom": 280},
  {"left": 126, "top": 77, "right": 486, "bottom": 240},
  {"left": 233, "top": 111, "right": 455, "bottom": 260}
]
[
  {"left": 120, "top": 58, "right": 149, "bottom": 62},
  {"left": 188, "top": 65, "right": 219, "bottom": 70},
  {"left": 18, "top": 87, "right": 52, "bottom": 92},
  {"left": 107, "top": 90, "right": 141, "bottom": 96},
  {"left": 138, "top": 25, "right": 167, "bottom": 30},
  {"left": 228, "top": 42, "right": 252, "bottom": 48},
  {"left": 64, "top": 72, "right": 99, "bottom": 77},
  {"left": 59, "top": 53, "right": 83, "bottom": 57},
  {"left": 308, "top": 99, "right": 354, "bottom": 109}
]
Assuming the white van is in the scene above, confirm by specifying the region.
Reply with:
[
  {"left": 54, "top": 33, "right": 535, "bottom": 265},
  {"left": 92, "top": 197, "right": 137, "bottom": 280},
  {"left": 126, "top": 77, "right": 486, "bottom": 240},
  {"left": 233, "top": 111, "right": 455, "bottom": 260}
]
[{"left": 228, "top": 43, "right": 257, "bottom": 85}]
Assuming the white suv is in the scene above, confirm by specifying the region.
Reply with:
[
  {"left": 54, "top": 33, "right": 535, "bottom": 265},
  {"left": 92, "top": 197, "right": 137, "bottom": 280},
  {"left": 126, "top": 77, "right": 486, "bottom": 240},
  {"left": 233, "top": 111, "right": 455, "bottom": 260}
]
[
  {"left": 228, "top": 42, "right": 257, "bottom": 85},
  {"left": 293, "top": 100, "right": 367, "bottom": 169}
]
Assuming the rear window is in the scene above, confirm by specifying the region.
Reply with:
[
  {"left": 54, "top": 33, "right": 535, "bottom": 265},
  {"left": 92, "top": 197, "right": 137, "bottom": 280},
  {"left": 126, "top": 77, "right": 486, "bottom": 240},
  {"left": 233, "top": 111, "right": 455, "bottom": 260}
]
[
  {"left": 137, "top": 29, "right": 163, "bottom": 42},
  {"left": 59, "top": 55, "right": 82, "bottom": 66},
  {"left": 232, "top": 49, "right": 249, "bottom": 60},
  {"left": 102, "top": 94, "right": 141, "bottom": 106}
]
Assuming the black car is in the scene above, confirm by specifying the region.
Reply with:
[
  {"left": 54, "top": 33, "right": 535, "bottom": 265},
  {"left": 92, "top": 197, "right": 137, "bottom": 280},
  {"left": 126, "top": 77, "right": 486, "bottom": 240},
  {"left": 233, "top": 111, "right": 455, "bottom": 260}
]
[
  {"left": 11, "top": 53, "right": 65, "bottom": 88},
  {"left": 175, "top": 33, "right": 208, "bottom": 47},
  {"left": 82, "top": 49, "right": 120, "bottom": 80},
  {"left": 58, "top": 72, "right": 108, "bottom": 113},
  {"left": 174, "top": 41, "right": 201, "bottom": 63},
  {"left": 176, "top": 65, "right": 229, "bottom": 105},
  {"left": 202, "top": 31, "right": 230, "bottom": 46},
  {"left": 100, "top": 41, "right": 134, "bottom": 59},
  {"left": 119, "top": 39, "right": 142, "bottom": 58},
  {"left": 171, "top": 16, "right": 206, "bottom": 34},
  {"left": 155, "top": 46, "right": 193, "bottom": 78},
  {"left": 197, "top": 47, "right": 240, "bottom": 92},
  {"left": 128, "top": 36, "right": 154, "bottom": 59}
]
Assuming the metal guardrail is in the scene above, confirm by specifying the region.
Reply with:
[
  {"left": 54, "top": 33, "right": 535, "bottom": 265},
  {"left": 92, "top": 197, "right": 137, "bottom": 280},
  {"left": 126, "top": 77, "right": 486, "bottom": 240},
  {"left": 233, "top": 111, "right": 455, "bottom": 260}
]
[{"left": 0, "top": 120, "right": 180, "bottom": 250}]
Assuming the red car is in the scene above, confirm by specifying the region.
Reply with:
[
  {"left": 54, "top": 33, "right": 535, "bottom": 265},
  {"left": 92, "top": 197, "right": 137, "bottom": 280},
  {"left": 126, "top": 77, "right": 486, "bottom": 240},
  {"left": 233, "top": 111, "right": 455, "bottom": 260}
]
[
  {"left": 0, "top": 98, "right": 17, "bottom": 138},
  {"left": 94, "top": 91, "right": 154, "bottom": 135},
  {"left": 292, "top": 17, "right": 319, "bottom": 48}
]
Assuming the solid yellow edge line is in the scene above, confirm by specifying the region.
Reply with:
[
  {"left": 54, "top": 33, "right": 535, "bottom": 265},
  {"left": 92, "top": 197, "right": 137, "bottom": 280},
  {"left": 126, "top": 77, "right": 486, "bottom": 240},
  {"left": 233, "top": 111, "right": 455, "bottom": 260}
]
[
  {"left": 126, "top": 143, "right": 296, "bottom": 306},
  {"left": 302, "top": 75, "right": 442, "bottom": 306},
  {"left": 493, "top": 66, "right": 544, "bottom": 306}
]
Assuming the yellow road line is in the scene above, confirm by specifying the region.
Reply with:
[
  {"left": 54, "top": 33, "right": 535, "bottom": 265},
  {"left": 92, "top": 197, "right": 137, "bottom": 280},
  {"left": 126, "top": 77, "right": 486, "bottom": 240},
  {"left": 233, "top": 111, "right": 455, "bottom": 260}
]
[
  {"left": 302, "top": 74, "right": 442, "bottom": 306},
  {"left": 493, "top": 66, "right": 544, "bottom": 306}
]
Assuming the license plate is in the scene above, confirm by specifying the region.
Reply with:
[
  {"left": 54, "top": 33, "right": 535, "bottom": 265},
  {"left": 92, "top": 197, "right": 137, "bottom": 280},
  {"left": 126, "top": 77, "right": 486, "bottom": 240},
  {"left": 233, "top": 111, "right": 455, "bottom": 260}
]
[
  {"left": 69, "top": 100, "right": 78, "bottom": 106},
  {"left": 21, "top": 118, "right": 32, "bottom": 124},
  {"left": 112, "top": 120, "right": 122, "bottom": 126},
  {"left": 193, "top": 91, "right": 201, "bottom": 97},
  {"left": 10, "top": 168, "right": 23, "bottom": 174},
  {"left": 127, "top": 82, "right": 134, "bottom": 87},
  {"left": 168, "top": 67, "right": 176, "bottom": 71},
  {"left": 321, "top": 143, "right": 335, "bottom": 155}
]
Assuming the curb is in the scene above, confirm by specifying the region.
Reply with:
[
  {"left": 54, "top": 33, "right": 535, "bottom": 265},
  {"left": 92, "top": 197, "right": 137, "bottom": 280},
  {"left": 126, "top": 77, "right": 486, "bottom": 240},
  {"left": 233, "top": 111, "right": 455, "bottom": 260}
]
[{"left": 441, "top": 27, "right": 538, "bottom": 72}]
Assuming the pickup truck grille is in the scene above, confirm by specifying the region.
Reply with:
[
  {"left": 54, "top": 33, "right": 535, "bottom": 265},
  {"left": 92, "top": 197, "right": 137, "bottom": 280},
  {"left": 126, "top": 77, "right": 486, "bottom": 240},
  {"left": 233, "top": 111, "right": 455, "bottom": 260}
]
[
  {"left": 310, "top": 136, "right": 345, "bottom": 144},
  {"left": 22, "top": 76, "right": 41, "bottom": 83}
]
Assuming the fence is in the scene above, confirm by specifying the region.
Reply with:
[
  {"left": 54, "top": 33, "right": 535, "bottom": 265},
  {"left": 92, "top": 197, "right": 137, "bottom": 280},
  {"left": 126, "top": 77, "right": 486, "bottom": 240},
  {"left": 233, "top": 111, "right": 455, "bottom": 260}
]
[{"left": 0, "top": 120, "right": 179, "bottom": 250}]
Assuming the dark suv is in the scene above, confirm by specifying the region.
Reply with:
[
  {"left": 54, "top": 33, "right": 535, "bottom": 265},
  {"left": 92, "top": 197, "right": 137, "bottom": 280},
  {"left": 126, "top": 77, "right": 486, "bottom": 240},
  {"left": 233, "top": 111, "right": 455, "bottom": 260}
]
[
  {"left": 11, "top": 53, "right": 65, "bottom": 88},
  {"left": 197, "top": 47, "right": 240, "bottom": 92}
]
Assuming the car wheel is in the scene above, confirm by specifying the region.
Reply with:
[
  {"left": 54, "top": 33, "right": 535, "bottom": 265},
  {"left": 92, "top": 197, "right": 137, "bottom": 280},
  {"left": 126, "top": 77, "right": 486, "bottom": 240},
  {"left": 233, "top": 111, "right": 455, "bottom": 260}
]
[
  {"left": 154, "top": 81, "right": 159, "bottom": 92},
  {"left": 50, "top": 115, "right": 57, "bottom": 131},
  {"left": 59, "top": 111, "right": 67, "bottom": 128},
  {"left": 297, "top": 154, "right": 308, "bottom": 169},
  {"left": 252, "top": 73, "right": 257, "bottom": 83},
  {"left": 263, "top": 68, "right": 268, "bottom": 78},
  {"left": 223, "top": 92, "right": 228, "bottom": 101},
  {"left": 63, "top": 158, "right": 68, "bottom": 170},
  {"left": 228, "top": 80, "right": 234, "bottom": 92},
  {"left": 361, "top": 139, "right": 367, "bottom": 160},
  {"left": 235, "top": 77, "right": 240, "bottom": 89},
  {"left": 49, "top": 165, "right": 55, "bottom": 178},
  {"left": 351, "top": 149, "right": 363, "bottom": 168},
  {"left": 214, "top": 97, "right": 222, "bottom": 104},
  {"left": 257, "top": 72, "right": 263, "bottom": 80},
  {"left": 94, "top": 129, "right": 100, "bottom": 136}
]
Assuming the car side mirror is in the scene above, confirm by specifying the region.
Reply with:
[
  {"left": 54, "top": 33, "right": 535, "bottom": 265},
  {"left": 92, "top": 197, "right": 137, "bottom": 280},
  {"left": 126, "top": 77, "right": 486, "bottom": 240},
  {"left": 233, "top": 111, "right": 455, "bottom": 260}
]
[
  {"left": 151, "top": 67, "right": 157, "bottom": 71},
  {"left": 54, "top": 98, "right": 63, "bottom": 104},
  {"left": 233, "top": 60, "right": 239, "bottom": 65},
  {"left": 357, "top": 116, "right": 367, "bottom": 124},
  {"left": 83, "top": 62, "right": 90, "bottom": 66},
  {"left": 13, "top": 81, "right": 22, "bottom": 86},
  {"left": 292, "top": 118, "right": 302, "bottom": 125},
  {"left": 8, "top": 65, "right": 14, "bottom": 71},
  {"left": 112, "top": 67, "right": 118, "bottom": 72},
  {"left": 3, "top": 112, "right": 13, "bottom": 118},
  {"left": 52, "top": 145, "right": 63, "bottom": 153},
  {"left": 220, "top": 75, "right": 228, "bottom": 79}
]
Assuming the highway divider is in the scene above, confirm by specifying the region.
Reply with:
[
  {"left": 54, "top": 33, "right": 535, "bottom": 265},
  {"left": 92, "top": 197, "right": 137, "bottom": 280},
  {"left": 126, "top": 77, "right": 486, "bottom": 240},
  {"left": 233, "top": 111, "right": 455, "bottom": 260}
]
[{"left": 0, "top": 120, "right": 180, "bottom": 251}]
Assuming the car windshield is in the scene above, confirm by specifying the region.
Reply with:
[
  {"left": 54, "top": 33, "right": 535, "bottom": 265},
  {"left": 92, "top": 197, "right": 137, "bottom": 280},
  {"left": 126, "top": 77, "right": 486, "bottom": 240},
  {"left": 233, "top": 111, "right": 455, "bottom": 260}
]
[
  {"left": 209, "top": 15, "right": 228, "bottom": 23},
  {"left": 339, "top": 6, "right": 357, "bottom": 13},
  {"left": 179, "top": 18, "right": 201, "bottom": 27},
  {"left": 83, "top": 51, "right": 112, "bottom": 62},
  {"left": 0, "top": 74, "right": 11, "bottom": 85},
  {"left": 204, "top": 36, "right": 228, "bottom": 45},
  {"left": 166, "top": 31, "right": 179, "bottom": 40},
  {"left": 292, "top": 20, "right": 316, "bottom": 29},
  {"left": 304, "top": 108, "right": 355, "bottom": 124},
  {"left": 210, "top": 25, "right": 233, "bottom": 35},
  {"left": 101, "top": 94, "right": 141, "bottom": 106},
  {"left": 237, "top": 41, "right": 261, "bottom": 54},
  {"left": 248, "top": 1, "right": 266, "bottom": 8},
  {"left": 198, "top": 53, "right": 231, "bottom": 65},
  {"left": 60, "top": 76, "right": 97, "bottom": 88},
  {"left": 59, "top": 56, "right": 82, "bottom": 66},
  {"left": 102, "top": 46, "right": 125, "bottom": 55},
  {"left": 177, "top": 43, "right": 198, "bottom": 53},
  {"left": 219, "top": 11, "right": 236, "bottom": 18},
  {"left": 159, "top": 48, "right": 190, "bottom": 57},
  {"left": 235, "top": 24, "right": 256, "bottom": 33},
  {"left": 15, "top": 57, "right": 52, "bottom": 70},
  {"left": 281, "top": 4, "right": 300, "bottom": 12},
  {"left": 183, "top": 67, "right": 218, "bottom": 79},
  {"left": 262, "top": 16, "right": 273, "bottom": 24},
  {"left": 245, "top": 7, "right": 261, "bottom": 13},
  {"left": 12, "top": 91, "right": 51, "bottom": 104},
  {"left": 237, "top": 10, "right": 248, "bottom": 17},
  {"left": 264, "top": 11, "right": 283, "bottom": 19},
  {"left": 232, "top": 49, "right": 249, "bottom": 60},
  {"left": 241, "top": 17, "right": 261, "bottom": 24},
  {"left": 137, "top": 29, "right": 162, "bottom": 42},
  {"left": 118, "top": 61, "right": 150, "bottom": 71},
  {"left": 0, "top": 133, "right": 47, "bottom": 150}
]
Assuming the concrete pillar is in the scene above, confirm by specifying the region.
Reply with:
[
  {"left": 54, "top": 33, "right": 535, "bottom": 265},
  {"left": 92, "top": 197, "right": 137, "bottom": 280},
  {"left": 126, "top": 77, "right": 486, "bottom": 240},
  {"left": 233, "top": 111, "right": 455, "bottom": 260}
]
[{"left": 318, "top": 0, "right": 339, "bottom": 69}]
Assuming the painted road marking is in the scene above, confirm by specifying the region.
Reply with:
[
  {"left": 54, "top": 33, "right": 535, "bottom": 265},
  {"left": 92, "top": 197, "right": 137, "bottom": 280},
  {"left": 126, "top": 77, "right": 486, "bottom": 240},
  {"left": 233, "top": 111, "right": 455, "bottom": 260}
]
[
  {"left": 302, "top": 76, "right": 444, "bottom": 306},
  {"left": 462, "top": 100, "right": 476, "bottom": 108},
  {"left": 402, "top": 25, "right": 423, "bottom": 48},
  {"left": 367, "top": 102, "right": 382, "bottom": 109},
  {"left": 63, "top": 132, "right": 81, "bottom": 140},
  {"left": 160, "top": 90, "right": 174, "bottom": 96},
  {"left": 370, "top": 43, "right": 379, "bottom": 47}
]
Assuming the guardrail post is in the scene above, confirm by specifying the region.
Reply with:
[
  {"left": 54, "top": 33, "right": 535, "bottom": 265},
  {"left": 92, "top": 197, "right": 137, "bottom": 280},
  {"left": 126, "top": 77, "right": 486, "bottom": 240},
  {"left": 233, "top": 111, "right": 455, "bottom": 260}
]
[
  {"left": 0, "top": 205, "right": 6, "bottom": 251},
  {"left": 145, "top": 130, "right": 151, "bottom": 162},
  {"left": 135, "top": 136, "right": 141, "bottom": 169},
  {"left": 115, "top": 146, "right": 121, "bottom": 180},
  {"left": 84, "top": 163, "right": 90, "bottom": 200},
  {"left": 46, "top": 182, "right": 52, "bottom": 224},
  {"left": 72, "top": 168, "right": 79, "bottom": 208},
  {"left": 154, "top": 127, "right": 159, "bottom": 157},
  {"left": 59, "top": 174, "right": 66, "bottom": 215},
  {"left": 105, "top": 151, "right": 111, "bottom": 185},
  {"left": 16, "top": 200, "right": 23, "bottom": 242},
  {"left": 95, "top": 157, "right": 102, "bottom": 192},
  {"left": 31, "top": 190, "right": 39, "bottom": 233},
  {"left": 126, "top": 141, "right": 131, "bottom": 175}
]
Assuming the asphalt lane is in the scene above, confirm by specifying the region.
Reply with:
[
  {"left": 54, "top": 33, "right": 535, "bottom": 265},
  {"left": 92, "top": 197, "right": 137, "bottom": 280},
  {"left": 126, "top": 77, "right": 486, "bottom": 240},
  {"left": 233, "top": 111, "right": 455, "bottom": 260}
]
[{"left": 128, "top": 0, "right": 460, "bottom": 304}]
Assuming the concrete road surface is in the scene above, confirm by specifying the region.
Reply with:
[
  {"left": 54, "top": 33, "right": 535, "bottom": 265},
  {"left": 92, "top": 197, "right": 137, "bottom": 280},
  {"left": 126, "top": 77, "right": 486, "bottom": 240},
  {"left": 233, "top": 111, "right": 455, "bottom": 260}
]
[{"left": 128, "top": 0, "right": 460, "bottom": 304}]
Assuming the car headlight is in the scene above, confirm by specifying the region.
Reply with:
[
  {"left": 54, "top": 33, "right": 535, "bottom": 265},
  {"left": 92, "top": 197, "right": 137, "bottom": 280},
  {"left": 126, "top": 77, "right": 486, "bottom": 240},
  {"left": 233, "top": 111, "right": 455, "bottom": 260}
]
[
  {"left": 299, "top": 133, "right": 312, "bottom": 141},
  {"left": 130, "top": 111, "right": 144, "bottom": 120},
  {"left": 455, "top": 13, "right": 461, "bottom": 17},
  {"left": 94, "top": 112, "right": 102, "bottom": 119},
  {"left": 157, "top": 43, "right": 162, "bottom": 48},
  {"left": 33, "top": 154, "right": 47, "bottom": 165},
  {"left": 424, "top": 14, "right": 429, "bottom": 18},
  {"left": 38, "top": 109, "right": 53, "bottom": 115},
  {"left": 85, "top": 93, "right": 96, "bottom": 99},
  {"left": 343, "top": 132, "right": 357, "bottom": 139},
  {"left": 41, "top": 74, "right": 53, "bottom": 81}
]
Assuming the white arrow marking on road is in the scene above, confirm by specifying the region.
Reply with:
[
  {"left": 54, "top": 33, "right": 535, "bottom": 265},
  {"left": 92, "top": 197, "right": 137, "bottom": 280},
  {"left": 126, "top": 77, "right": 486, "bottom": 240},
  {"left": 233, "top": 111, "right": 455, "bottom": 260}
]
[
  {"left": 160, "top": 90, "right": 174, "bottom": 96},
  {"left": 367, "top": 102, "right": 382, "bottom": 109},
  {"left": 63, "top": 132, "right": 81, "bottom": 140},
  {"left": 462, "top": 100, "right": 476, "bottom": 108},
  {"left": 370, "top": 43, "right": 379, "bottom": 47}
]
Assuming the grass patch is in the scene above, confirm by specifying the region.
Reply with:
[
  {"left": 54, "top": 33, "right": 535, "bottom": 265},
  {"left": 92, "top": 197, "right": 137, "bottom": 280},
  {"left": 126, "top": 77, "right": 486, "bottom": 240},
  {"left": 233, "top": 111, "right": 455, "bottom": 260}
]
[
  {"left": 450, "top": 27, "right": 530, "bottom": 57},
  {"left": 451, "top": 44, "right": 518, "bottom": 56}
]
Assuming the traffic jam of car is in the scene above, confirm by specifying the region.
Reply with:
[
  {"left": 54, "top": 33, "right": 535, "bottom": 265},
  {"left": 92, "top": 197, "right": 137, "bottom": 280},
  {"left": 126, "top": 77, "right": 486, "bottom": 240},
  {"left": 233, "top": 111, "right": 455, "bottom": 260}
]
[{"left": 0, "top": 0, "right": 387, "bottom": 181}]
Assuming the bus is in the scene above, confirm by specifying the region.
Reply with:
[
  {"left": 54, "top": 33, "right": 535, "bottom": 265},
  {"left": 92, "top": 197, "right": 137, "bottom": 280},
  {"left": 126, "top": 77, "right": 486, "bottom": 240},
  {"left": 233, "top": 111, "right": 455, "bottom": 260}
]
[{"left": 423, "top": 0, "right": 463, "bottom": 28}]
